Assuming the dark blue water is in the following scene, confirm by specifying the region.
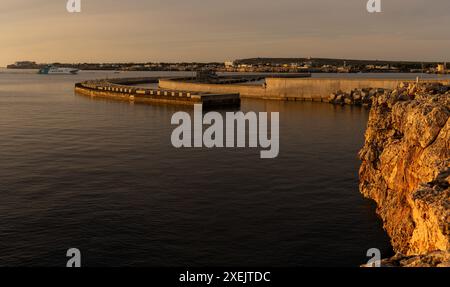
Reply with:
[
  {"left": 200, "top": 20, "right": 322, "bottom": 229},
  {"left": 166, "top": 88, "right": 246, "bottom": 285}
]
[{"left": 0, "top": 70, "right": 393, "bottom": 267}]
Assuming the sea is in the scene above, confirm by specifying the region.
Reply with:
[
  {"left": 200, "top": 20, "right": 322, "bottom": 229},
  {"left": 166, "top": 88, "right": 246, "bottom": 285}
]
[{"left": 2, "top": 69, "right": 448, "bottom": 266}]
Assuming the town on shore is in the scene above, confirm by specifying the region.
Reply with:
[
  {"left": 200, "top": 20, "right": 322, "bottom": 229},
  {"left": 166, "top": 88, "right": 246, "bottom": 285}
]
[{"left": 6, "top": 57, "right": 449, "bottom": 74}]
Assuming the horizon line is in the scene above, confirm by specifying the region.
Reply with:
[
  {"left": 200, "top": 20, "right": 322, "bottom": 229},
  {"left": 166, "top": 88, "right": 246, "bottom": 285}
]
[{"left": 4, "top": 57, "right": 450, "bottom": 65}]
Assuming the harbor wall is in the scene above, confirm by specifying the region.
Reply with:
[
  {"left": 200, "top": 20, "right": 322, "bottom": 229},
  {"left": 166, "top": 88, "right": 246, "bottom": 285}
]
[
  {"left": 159, "top": 78, "right": 450, "bottom": 101},
  {"left": 265, "top": 78, "right": 450, "bottom": 100},
  {"left": 158, "top": 79, "right": 267, "bottom": 98},
  {"left": 74, "top": 81, "right": 240, "bottom": 108}
]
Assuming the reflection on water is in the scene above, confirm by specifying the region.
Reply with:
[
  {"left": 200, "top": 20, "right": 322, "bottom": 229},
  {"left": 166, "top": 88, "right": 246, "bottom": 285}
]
[{"left": 0, "top": 71, "right": 392, "bottom": 267}]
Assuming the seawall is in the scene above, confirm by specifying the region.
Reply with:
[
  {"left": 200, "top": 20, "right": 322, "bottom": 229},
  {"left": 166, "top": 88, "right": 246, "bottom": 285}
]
[
  {"left": 74, "top": 78, "right": 240, "bottom": 108},
  {"left": 159, "top": 79, "right": 267, "bottom": 99},
  {"left": 159, "top": 77, "right": 450, "bottom": 101}
]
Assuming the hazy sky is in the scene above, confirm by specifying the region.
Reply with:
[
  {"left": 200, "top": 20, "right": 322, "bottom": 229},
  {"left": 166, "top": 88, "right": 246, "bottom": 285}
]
[{"left": 1, "top": 0, "right": 449, "bottom": 66}]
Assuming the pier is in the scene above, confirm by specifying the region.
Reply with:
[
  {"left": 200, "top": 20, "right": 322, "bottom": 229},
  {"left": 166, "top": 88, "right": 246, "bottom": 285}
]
[
  {"left": 76, "top": 75, "right": 450, "bottom": 106},
  {"left": 74, "top": 77, "right": 241, "bottom": 108}
]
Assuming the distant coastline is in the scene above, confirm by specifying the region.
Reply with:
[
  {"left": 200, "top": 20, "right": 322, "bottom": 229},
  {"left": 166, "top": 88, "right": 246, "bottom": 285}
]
[{"left": 6, "top": 57, "right": 449, "bottom": 74}]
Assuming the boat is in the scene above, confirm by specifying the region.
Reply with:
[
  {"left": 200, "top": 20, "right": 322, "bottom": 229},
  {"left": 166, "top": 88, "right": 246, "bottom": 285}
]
[{"left": 38, "top": 66, "right": 79, "bottom": 75}]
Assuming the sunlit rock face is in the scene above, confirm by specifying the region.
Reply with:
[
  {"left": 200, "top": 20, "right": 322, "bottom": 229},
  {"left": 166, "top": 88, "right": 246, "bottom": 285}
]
[{"left": 359, "top": 83, "right": 449, "bottom": 267}]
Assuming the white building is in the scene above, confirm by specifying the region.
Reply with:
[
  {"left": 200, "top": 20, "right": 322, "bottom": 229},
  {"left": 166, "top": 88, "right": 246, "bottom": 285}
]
[{"left": 224, "top": 61, "right": 235, "bottom": 68}]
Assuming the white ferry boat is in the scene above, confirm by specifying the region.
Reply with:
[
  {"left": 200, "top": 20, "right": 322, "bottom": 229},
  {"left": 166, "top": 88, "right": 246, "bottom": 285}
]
[{"left": 38, "top": 66, "right": 79, "bottom": 75}]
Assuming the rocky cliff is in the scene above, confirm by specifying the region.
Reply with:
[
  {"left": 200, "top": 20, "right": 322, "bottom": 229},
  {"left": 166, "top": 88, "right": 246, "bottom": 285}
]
[{"left": 359, "top": 83, "right": 449, "bottom": 267}]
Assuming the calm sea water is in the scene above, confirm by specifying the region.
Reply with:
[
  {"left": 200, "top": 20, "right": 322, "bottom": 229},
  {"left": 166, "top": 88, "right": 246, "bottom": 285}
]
[{"left": 0, "top": 69, "right": 401, "bottom": 267}]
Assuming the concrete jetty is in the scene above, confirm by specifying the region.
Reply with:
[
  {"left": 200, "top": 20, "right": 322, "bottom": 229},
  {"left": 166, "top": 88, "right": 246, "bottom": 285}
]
[
  {"left": 74, "top": 77, "right": 241, "bottom": 108},
  {"left": 159, "top": 77, "right": 450, "bottom": 101},
  {"left": 76, "top": 75, "right": 450, "bottom": 106}
]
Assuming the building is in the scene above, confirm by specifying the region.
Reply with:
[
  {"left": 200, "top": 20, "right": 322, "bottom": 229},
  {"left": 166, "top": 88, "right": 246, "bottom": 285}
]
[
  {"left": 224, "top": 61, "right": 235, "bottom": 68},
  {"left": 437, "top": 63, "right": 447, "bottom": 74},
  {"left": 6, "top": 61, "right": 39, "bottom": 69},
  {"left": 15, "top": 61, "right": 36, "bottom": 67}
]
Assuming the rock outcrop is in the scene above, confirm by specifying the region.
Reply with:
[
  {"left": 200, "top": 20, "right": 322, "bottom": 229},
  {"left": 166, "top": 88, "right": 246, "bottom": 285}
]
[
  {"left": 329, "top": 88, "right": 385, "bottom": 106},
  {"left": 359, "top": 83, "right": 450, "bottom": 267},
  {"left": 379, "top": 251, "right": 450, "bottom": 267}
]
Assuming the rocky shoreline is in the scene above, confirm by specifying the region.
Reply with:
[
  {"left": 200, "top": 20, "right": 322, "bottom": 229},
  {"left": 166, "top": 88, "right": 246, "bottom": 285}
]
[
  {"left": 329, "top": 87, "right": 384, "bottom": 106},
  {"left": 359, "top": 83, "right": 449, "bottom": 267}
]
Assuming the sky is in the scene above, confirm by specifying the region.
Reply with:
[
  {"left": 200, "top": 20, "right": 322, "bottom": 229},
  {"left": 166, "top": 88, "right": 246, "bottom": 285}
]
[{"left": 1, "top": 0, "right": 449, "bottom": 66}]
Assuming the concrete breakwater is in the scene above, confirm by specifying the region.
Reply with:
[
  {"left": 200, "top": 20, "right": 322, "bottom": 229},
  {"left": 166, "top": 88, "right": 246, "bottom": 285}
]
[
  {"left": 159, "top": 78, "right": 267, "bottom": 99},
  {"left": 159, "top": 77, "right": 450, "bottom": 101},
  {"left": 74, "top": 77, "right": 240, "bottom": 108},
  {"left": 76, "top": 75, "right": 450, "bottom": 108},
  {"left": 265, "top": 78, "right": 448, "bottom": 100}
]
